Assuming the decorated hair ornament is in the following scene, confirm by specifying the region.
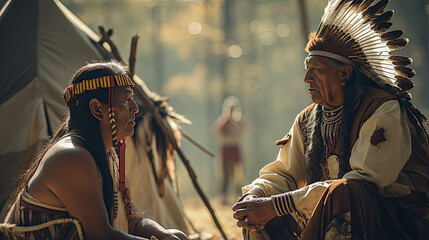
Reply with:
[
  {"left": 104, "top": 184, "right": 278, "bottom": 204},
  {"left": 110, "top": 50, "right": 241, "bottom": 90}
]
[
  {"left": 105, "top": 75, "right": 127, "bottom": 193},
  {"left": 306, "top": 0, "right": 426, "bottom": 123}
]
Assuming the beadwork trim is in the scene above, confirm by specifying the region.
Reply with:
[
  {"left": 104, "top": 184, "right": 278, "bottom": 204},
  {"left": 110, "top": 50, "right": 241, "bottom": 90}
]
[{"left": 64, "top": 74, "right": 134, "bottom": 104}]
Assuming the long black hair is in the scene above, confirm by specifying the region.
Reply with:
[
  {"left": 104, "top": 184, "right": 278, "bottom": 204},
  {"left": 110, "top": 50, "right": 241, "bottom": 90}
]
[
  {"left": 336, "top": 61, "right": 377, "bottom": 177},
  {"left": 10, "top": 60, "right": 129, "bottom": 222}
]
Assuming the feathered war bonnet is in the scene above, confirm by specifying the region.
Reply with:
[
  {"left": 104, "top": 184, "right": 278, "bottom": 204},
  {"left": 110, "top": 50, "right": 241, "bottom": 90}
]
[
  {"left": 305, "top": 0, "right": 427, "bottom": 122},
  {"left": 306, "top": 0, "right": 414, "bottom": 90},
  {"left": 64, "top": 74, "right": 135, "bottom": 193}
]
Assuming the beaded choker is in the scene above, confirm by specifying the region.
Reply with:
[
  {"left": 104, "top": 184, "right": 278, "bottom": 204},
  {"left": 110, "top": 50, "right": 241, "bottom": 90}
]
[{"left": 322, "top": 105, "right": 344, "bottom": 124}]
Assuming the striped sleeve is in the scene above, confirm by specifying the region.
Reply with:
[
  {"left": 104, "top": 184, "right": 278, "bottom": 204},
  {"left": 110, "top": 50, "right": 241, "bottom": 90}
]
[{"left": 271, "top": 193, "right": 296, "bottom": 216}]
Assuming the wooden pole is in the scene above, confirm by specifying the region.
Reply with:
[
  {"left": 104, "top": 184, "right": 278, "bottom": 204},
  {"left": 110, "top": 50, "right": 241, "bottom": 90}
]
[
  {"left": 129, "top": 35, "right": 139, "bottom": 78},
  {"left": 298, "top": 0, "right": 309, "bottom": 43},
  {"left": 181, "top": 132, "right": 215, "bottom": 158},
  {"left": 98, "top": 26, "right": 123, "bottom": 62}
]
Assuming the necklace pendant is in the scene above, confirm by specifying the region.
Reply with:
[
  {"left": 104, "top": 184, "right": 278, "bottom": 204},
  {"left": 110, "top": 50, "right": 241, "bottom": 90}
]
[{"left": 326, "top": 155, "right": 339, "bottom": 179}]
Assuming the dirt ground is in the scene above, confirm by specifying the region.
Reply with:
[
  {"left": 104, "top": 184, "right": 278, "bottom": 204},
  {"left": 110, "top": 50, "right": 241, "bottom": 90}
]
[{"left": 182, "top": 197, "right": 243, "bottom": 240}]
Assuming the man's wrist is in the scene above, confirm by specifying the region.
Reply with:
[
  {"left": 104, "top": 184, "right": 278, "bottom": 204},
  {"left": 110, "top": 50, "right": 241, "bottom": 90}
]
[
  {"left": 238, "top": 188, "right": 265, "bottom": 202},
  {"left": 246, "top": 188, "right": 266, "bottom": 198},
  {"left": 271, "top": 192, "right": 296, "bottom": 216}
]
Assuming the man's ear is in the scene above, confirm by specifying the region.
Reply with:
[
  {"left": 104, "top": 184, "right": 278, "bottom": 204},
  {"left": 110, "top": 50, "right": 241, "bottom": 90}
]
[
  {"left": 89, "top": 98, "right": 104, "bottom": 120},
  {"left": 340, "top": 65, "right": 353, "bottom": 86}
]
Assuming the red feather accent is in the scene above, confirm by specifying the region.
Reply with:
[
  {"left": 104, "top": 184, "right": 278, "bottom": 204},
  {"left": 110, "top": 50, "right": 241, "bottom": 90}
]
[
  {"left": 274, "top": 134, "right": 291, "bottom": 146},
  {"left": 122, "top": 186, "right": 136, "bottom": 225},
  {"left": 370, "top": 128, "right": 386, "bottom": 146},
  {"left": 119, "top": 141, "right": 126, "bottom": 193}
]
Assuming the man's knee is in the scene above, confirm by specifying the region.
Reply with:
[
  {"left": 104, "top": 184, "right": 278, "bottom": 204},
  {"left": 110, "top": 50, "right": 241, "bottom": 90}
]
[
  {"left": 325, "top": 179, "right": 350, "bottom": 199},
  {"left": 327, "top": 178, "right": 369, "bottom": 195},
  {"left": 324, "top": 178, "right": 378, "bottom": 207},
  {"left": 242, "top": 228, "right": 266, "bottom": 240},
  {"left": 242, "top": 215, "right": 301, "bottom": 240},
  {"left": 167, "top": 229, "right": 188, "bottom": 240}
]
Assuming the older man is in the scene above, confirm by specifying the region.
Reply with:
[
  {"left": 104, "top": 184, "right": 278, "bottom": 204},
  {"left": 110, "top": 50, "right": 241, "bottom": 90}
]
[{"left": 233, "top": 0, "right": 429, "bottom": 239}]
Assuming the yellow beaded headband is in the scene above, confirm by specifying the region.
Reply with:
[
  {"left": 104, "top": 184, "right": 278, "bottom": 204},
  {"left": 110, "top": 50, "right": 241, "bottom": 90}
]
[{"left": 63, "top": 74, "right": 135, "bottom": 104}]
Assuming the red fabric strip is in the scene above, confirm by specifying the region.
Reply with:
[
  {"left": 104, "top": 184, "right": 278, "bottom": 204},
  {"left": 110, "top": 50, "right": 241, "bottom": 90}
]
[{"left": 119, "top": 141, "right": 126, "bottom": 193}]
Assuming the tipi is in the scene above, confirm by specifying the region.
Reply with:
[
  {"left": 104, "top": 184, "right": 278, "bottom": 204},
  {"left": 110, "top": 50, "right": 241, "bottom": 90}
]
[{"left": 0, "top": 0, "right": 191, "bottom": 233}]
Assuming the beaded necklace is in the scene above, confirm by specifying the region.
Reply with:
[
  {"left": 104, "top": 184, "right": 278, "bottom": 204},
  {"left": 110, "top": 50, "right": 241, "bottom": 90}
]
[{"left": 321, "top": 105, "right": 343, "bottom": 179}]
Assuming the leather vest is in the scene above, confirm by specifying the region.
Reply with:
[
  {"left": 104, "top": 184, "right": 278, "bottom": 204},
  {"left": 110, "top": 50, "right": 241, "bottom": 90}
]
[{"left": 298, "top": 87, "right": 429, "bottom": 197}]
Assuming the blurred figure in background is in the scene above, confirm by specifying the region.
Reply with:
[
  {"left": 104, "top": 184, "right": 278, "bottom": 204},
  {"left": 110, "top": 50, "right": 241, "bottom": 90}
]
[{"left": 214, "top": 96, "right": 245, "bottom": 205}]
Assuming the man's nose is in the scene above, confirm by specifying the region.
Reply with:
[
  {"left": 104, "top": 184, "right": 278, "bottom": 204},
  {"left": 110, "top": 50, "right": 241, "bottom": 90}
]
[
  {"left": 131, "top": 99, "right": 139, "bottom": 114},
  {"left": 304, "top": 71, "right": 312, "bottom": 83}
]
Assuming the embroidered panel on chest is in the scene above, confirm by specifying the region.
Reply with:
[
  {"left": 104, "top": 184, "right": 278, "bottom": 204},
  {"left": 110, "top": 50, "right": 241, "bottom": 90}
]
[{"left": 321, "top": 154, "right": 340, "bottom": 180}]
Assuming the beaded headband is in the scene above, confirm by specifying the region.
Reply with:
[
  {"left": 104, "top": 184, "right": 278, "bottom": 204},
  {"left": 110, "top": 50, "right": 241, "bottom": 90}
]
[
  {"left": 308, "top": 50, "right": 356, "bottom": 68},
  {"left": 64, "top": 74, "right": 135, "bottom": 104}
]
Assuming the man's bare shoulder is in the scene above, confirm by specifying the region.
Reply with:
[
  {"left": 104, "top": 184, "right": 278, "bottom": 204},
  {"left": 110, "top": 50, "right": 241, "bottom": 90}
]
[
  {"left": 42, "top": 136, "right": 99, "bottom": 179},
  {"left": 28, "top": 135, "right": 103, "bottom": 207}
]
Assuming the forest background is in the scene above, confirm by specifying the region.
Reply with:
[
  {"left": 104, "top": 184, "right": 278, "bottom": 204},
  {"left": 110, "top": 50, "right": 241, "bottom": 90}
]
[{"left": 2, "top": 0, "right": 428, "bottom": 207}]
